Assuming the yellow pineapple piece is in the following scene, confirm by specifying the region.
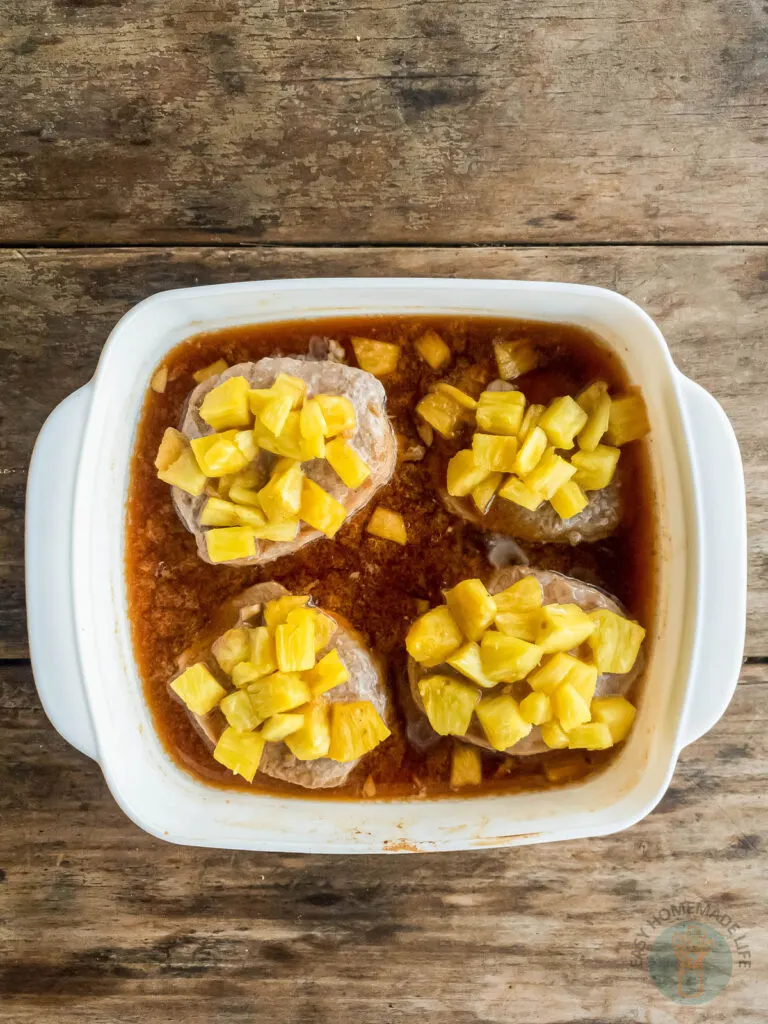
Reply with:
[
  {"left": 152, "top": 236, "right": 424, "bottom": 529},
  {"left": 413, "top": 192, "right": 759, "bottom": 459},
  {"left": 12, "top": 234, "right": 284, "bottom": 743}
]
[
  {"left": 325, "top": 437, "right": 371, "bottom": 488},
  {"left": 227, "top": 482, "right": 263, "bottom": 508},
  {"left": 200, "top": 496, "right": 241, "bottom": 527},
  {"left": 553, "top": 681, "right": 591, "bottom": 731},
  {"left": 205, "top": 527, "right": 256, "bottom": 563},
  {"left": 493, "top": 575, "right": 543, "bottom": 614},
  {"left": 415, "top": 328, "right": 451, "bottom": 370},
  {"left": 479, "top": 632, "right": 543, "bottom": 683},
  {"left": 234, "top": 428, "right": 258, "bottom": 463},
  {"left": 261, "top": 713, "right": 305, "bottom": 742},
  {"left": 538, "top": 396, "right": 588, "bottom": 450},
  {"left": 519, "top": 690, "right": 551, "bottom": 726},
  {"left": 571, "top": 444, "right": 621, "bottom": 493},
  {"left": 232, "top": 505, "right": 267, "bottom": 529},
  {"left": 476, "top": 694, "right": 532, "bottom": 750},
  {"left": 193, "top": 358, "right": 228, "bottom": 383},
  {"left": 472, "top": 433, "right": 519, "bottom": 472},
  {"left": 275, "top": 615, "right": 316, "bottom": 673},
  {"left": 285, "top": 700, "right": 331, "bottom": 760},
  {"left": 540, "top": 719, "right": 569, "bottom": 749},
  {"left": 497, "top": 474, "right": 543, "bottom": 511},
  {"left": 586, "top": 609, "right": 646, "bottom": 673},
  {"left": 351, "top": 336, "right": 400, "bottom": 376},
  {"left": 406, "top": 606, "right": 463, "bottom": 667},
  {"left": 445, "top": 578, "right": 496, "bottom": 642},
  {"left": 475, "top": 390, "right": 525, "bottom": 435},
  {"left": 170, "top": 663, "right": 227, "bottom": 715},
  {"left": 536, "top": 603, "right": 595, "bottom": 653},
  {"left": 493, "top": 339, "right": 538, "bottom": 380},
  {"left": 527, "top": 652, "right": 583, "bottom": 694},
  {"left": 259, "top": 393, "right": 293, "bottom": 436},
  {"left": 495, "top": 610, "right": 540, "bottom": 643},
  {"left": 264, "top": 596, "right": 310, "bottom": 634},
  {"left": 248, "top": 388, "right": 275, "bottom": 414},
  {"left": 524, "top": 447, "right": 576, "bottom": 499},
  {"left": 446, "top": 642, "right": 496, "bottom": 688},
  {"left": 519, "top": 403, "right": 546, "bottom": 441},
  {"left": 213, "top": 727, "right": 265, "bottom": 782},
  {"left": 416, "top": 391, "right": 467, "bottom": 440},
  {"left": 150, "top": 365, "right": 168, "bottom": 393},
  {"left": 366, "top": 507, "right": 407, "bottom": 545},
  {"left": 251, "top": 519, "right": 300, "bottom": 542},
  {"left": 259, "top": 461, "right": 304, "bottom": 522},
  {"left": 315, "top": 394, "right": 357, "bottom": 437},
  {"left": 300, "top": 478, "right": 347, "bottom": 537},
  {"left": 299, "top": 397, "right": 328, "bottom": 459},
  {"left": 191, "top": 431, "right": 249, "bottom": 477},
  {"left": 471, "top": 472, "right": 503, "bottom": 514},
  {"left": 247, "top": 672, "right": 311, "bottom": 723},
  {"left": 564, "top": 659, "right": 599, "bottom": 705},
  {"left": 435, "top": 383, "right": 477, "bottom": 411},
  {"left": 272, "top": 372, "right": 307, "bottom": 410},
  {"left": 417, "top": 675, "right": 480, "bottom": 736},
  {"left": 212, "top": 626, "right": 251, "bottom": 675},
  {"left": 550, "top": 480, "right": 588, "bottom": 520},
  {"left": 199, "top": 376, "right": 251, "bottom": 431},
  {"left": 232, "top": 660, "right": 268, "bottom": 688},
  {"left": 446, "top": 449, "right": 491, "bottom": 497},
  {"left": 329, "top": 701, "right": 391, "bottom": 761},
  {"left": 220, "top": 690, "right": 262, "bottom": 732},
  {"left": 515, "top": 425, "right": 547, "bottom": 477},
  {"left": 247, "top": 626, "right": 278, "bottom": 678},
  {"left": 577, "top": 391, "right": 611, "bottom": 452},
  {"left": 568, "top": 722, "right": 613, "bottom": 750},
  {"left": 576, "top": 380, "right": 609, "bottom": 413},
  {"left": 450, "top": 743, "right": 482, "bottom": 788},
  {"left": 155, "top": 427, "right": 187, "bottom": 471},
  {"left": 605, "top": 393, "right": 650, "bottom": 446},
  {"left": 591, "top": 695, "right": 636, "bottom": 742},
  {"left": 285, "top": 607, "right": 337, "bottom": 653},
  {"left": 543, "top": 753, "right": 590, "bottom": 783},
  {"left": 255, "top": 412, "right": 304, "bottom": 460},
  {"left": 303, "top": 648, "right": 349, "bottom": 696},
  {"left": 157, "top": 448, "right": 207, "bottom": 496}
]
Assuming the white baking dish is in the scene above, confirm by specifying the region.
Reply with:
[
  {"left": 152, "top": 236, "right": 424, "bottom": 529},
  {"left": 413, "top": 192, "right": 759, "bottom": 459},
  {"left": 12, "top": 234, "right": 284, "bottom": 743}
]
[{"left": 26, "top": 279, "right": 746, "bottom": 852}]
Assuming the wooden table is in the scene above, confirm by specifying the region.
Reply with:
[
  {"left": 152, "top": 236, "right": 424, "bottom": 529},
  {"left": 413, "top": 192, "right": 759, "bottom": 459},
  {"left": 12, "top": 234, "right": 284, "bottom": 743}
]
[{"left": 1, "top": 2, "right": 766, "bottom": 1021}]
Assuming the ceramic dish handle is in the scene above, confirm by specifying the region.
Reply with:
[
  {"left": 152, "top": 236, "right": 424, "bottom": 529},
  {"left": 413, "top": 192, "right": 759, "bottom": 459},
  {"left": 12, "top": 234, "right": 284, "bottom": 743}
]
[
  {"left": 676, "top": 373, "right": 747, "bottom": 749},
  {"left": 25, "top": 385, "right": 99, "bottom": 761}
]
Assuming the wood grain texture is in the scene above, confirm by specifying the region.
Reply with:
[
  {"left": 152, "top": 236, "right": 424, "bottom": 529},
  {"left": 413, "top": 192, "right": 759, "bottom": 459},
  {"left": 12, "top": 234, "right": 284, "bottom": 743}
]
[
  {"left": 1, "top": 244, "right": 765, "bottom": 657},
  {"left": 0, "top": 660, "right": 765, "bottom": 1022},
  {"left": 2, "top": 0, "right": 767, "bottom": 245}
]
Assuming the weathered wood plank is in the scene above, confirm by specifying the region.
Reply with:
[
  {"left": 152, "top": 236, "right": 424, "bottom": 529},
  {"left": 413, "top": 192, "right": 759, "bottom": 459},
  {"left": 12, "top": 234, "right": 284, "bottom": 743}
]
[
  {"left": 2, "top": 245, "right": 765, "bottom": 657},
  {"left": 2, "top": 0, "right": 767, "bottom": 244},
  {"left": 0, "top": 661, "right": 765, "bottom": 1022}
]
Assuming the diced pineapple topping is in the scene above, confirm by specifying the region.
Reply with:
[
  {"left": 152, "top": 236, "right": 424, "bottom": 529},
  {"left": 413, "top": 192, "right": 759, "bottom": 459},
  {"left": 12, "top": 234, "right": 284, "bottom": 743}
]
[
  {"left": 476, "top": 390, "right": 525, "bottom": 435},
  {"left": 275, "top": 614, "right": 316, "bottom": 673},
  {"left": 527, "top": 652, "right": 582, "bottom": 694},
  {"left": 329, "top": 701, "right": 391, "bottom": 762},
  {"left": 553, "top": 681, "right": 591, "bottom": 732},
  {"left": 220, "top": 690, "right": 262, "bottom": 732},
  {"left": 247, "top": 672, "right": 311, "bottom": 723},
  {"left": 495, "top": 609, "right": 540, "bottom": 643},
  {"left": 366, "top": 507, "right": 408, "bottom": 545},
  {"left": 212, "top": 626, "right": 251, "bottom": 675},
  {"left": 497, "top": 475, "right": 543, "bottom": 512},
  {"left": 577, "top": 390, "right": 611, "bottom": 452},
  {"left": 258, "top": 461, "right": 303, "bottom": 522},
  {"left": 199, "top": 376, "right": 251, "bottom": 431},
  {"left": 415, "top": 329, "right": 452, "bottom": 370},
  {"left": 285, "top": 700, "right": 331, "bottom": 760},
  {"left": 450, "top": 743, "right": 482, "bottom": 788},
  {"left": 259, "top": 393, "right": 293, "bottom": 436},
  {"left": 406, "top": 606, "right": 464, "bottom": 668},
  {"left": 155, "top": 427, "right": 187, "bottom": 471},
  {"left": 519, "top": 690, "right": 551, "bottom": 726},
  {"left": 300, "top": 478, "right": 347, "bottom": 538},
  {"left": 325, "top": 438, "right": 371, "bottom": 489},
  {"left": 157, "top": 448, "right": 207, "bottom": 496},
  {"left": 568, "top": 722, "right": 613, "bottom": 750},
  {"left": 299, "top": 398, "right": 328, "bottom": 459},
  {"left": 435, "top": 383, "right": 477, "bottom": 411},
  {"left": 493, "top": 339, "right": 539, "bottom": 380},
  {"left": 418, "top": 675, "right": 480, "bottom": 736},
  {"left": 304, "top": 648, "right": 349, "bottom": 695},
  {"left": 247, "top": 626, "right": 278, "bottom": 678},
  {"left": 416, "top": 391, "right": 467, "bottom": 440},
  {"left": 515, "top": 425, "right": 547, "bottom": 477},
  {"left": 170, "top": 664, "right": 227, "bottom": 715},
  {"left": 205, "top": 527, "right": 257, "bottom": 563},
  {"left": 550, "top": 480, "right": 588, "bottom": 520},
  {"left": 536, "top": 603, "right": 595, "bottom": 653},
  {"left": 524, "top": 447, "right": 576, "bottom": 500},
  {"left": 193, "top": 358, "right": 229, "bottom": 383},
  {"left": 315, "top": 395, "right": 356, "bottom": 437},
  {"left": 519, "top": 403, "right": 545, "bottom": 441},
  {"left": 261, "top": 713, "right": 305, "bottom": 742},
  {"left": 480, "top": 632, "right": 543, "bottom": 683},
  {"left": 472, "top": 433, "right": 518, "bottom": 473},
  {"left": 446, "top": 450, "right": 491, "bottom": 497},
  {"left": 200, "top": 496, "right": 242, "bottom": 527},
  {"left": 571, "top": 445, "right": 620, "bottom": 491},
  {"left": 476, "top": 695, "right": 532, "bottom": 751},
  {"left": 227, "top": 482, "right": 263, "bottom": 508},
  {"left": 272, "top": 372, "right": 307, "bottom": 410},
  {"left": 605, "top": 393, "right": 650, "bottom": 446},
  {"left": 285, "top": 607, "right": 337, "bottom": 653},
  {"left": 213, "top": 728, "right": 265, "bottom": 782},
  {"left": 471, "top": 472, "right": 503, "bottom": 514},
  {"left": 538, "top": 396, "right": 588, "bottom": 450},
  {"left": 264, "top": 595, "right": 311, "bottom": 634},
  {"left": 445, "top": 578, "right": 496, "bottom": 642},
  {"left": 191, "top": 432, "right": 250, "bottom": 477},
  {"left": 351, "top": 337, "right": 400, "bottom": 376},
  {"left": 586, "top": 609, "right": 646, "bottom": 673},
  {"left": 446, "top": 642, "right": 496, "bottom": 688},
  {"left": 540, "top": 719, "right": 569, "bottom": 749},
  {"left": 591, "top": 695, "right": 636, "bottom": 742},
  {"left": 493, "top": 575, "right": 543, "bottom": 614}
]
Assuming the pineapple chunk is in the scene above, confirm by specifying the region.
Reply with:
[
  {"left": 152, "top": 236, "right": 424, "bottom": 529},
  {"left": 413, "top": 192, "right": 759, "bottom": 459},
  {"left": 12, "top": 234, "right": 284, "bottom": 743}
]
[
  {"left": 227, "top": 482, "right": 263, "bottom": 508},
  {"left": 205, "top": 527, "right": 257, "bottom": 563},
  {"left": 200, "top": 496, "right": 242, "bottom": 527},
  {"left": 329, "top": 701, "right": 391, "bottom": 761},
  {"left": 258, "top": 461, "right": 303, "bottom": 522},
  {"left": 255, "top": 412, "right": 304, "bottom": 460},
  {"left": 366, "top": 507, "right": 407, "bottom": 545},
  {"left": 571, "top": 444, "right": 621, "bottom": 491},
  {"left": 493, "top": 339, "right": 538, "bottom": 380},
  {"left": 233, "top": 429, "right": 258, "bottom": 463},
  {"left": 586, "top": 609, "right": 646, "bottom": 673},
  {"left": 300, "top": 478, "right": 347, "bottom": 537},
  {"left": 193, "top": 358, "right": 228, "bottom": 383},
  {"left": 275, "top": 615, "right": 316, "bottom": 673},
  {"left": 272, "top": 372, "right": 307, "bottom": 410},
  {"left": 550, "top": 480, "right": 588, "bottom": 520},
  {"left": 199, "top": 376, "right": 251, "bottom": 431},
  {"left": 232, "top": 505, "right": 267, "bottom": 529},
  {"left": 497, "top": 474, "right": 543, "bottom": 511},
  {"left": 151, "top": 366, "right": 168, "bottom": 393},
  {"left": 471, "top": 471, "right": 503, "bottom": 514},
  {"left": 519, "top": 403, "right": 545, "bottom": 441},
  {"left": 251, "top": 519, "right": 300, "bottom": 542},
  {"left": 527, "top": 652, "right": 583, "bottom": 694},
  {"left": 220, "top": 690, "right": 261, "bottom": 732},
  {"left": 446, "top": 449, "right": 491, "bottom": 497},
  {"left": 299, "top": 398, "right": 328, "bottom": 459},
  {"left": 538, "top": 396, "right": 588, "bottom": 450},
  {"left": 259, "top": 393, "right": 293, "bottom": 436},
  {"left": 568, "top": 722, "right": 614, "bottom": 750},
  {"left": 213, "top": 727, "right": 265, "bottom": 782},
  {"left": 417, "top": 675, "right": 480, "bottom": 736},
  {"left": 515, "top": 425, "right": 547, "bottom": 477},
  {"left": 247, "top": 672, "right": 311, "bottom": 722},
  {"left": 248, "top": 388, "right": 275, "bottom": 414},
  {"left": 416, "top": 391, "right": 466, "bottom": 440},
  {"left": 351, "top": 337, "right": 400, "bottom": 376},
  {"left": 450, "top": 743, "right": 482, "bottom": 788},
  {"left": 476, "top": 390, "right": 525, "bottom": 435},
  {"left": 435, "top": 383, "right": 477, "bottom": 411},
  {"left": 543, "top": 753, "right": 589, "bottom": 783},
  {"left": 591, "top": 695, "right": 637, "bottom": 742},
  {"left": 495, "top": 610, "right": 540, "bottom": 643},
  {"left": 415, "top": 329, "right": 451, "bottom": 370},
  {"left": 577, "top": 391, "right": 611, "bottom": 452},
  {"left": 247, "top": 626, "right": 278, "bottom": 678},
  {"left": 540, "top": 719, "right": 569, "bottom": 749},
  {"left": 524, "top": 448, "right": 576, "bottom": 499},
  {"left": 476, "top": 694, "right": 532, "bottom": 751},
  {"left": 564, "top": 659, "right": 599, "bottom": 704},
  {"left": 264, "top": 596, "right": 310, "bottom": 634},
  {"left": 304, "top": 648, "right": 349, "bottom": 696},
  {"left": 446, "top": 642, "right": 496, "bottom": 688},
  {"left": 212, "top": 626, "right": 251, "bottom": 675},
  {"left": 170, "top": 663, "right": 227, "bottom": 715},
  {"left": 479, "top": 632, "right": 543, "bottom": 683},
  {"left": 233, "top": 660, "right": 269, "bottom": 688},
  {"left": 285, "top": 700, "right": 331, "bottom": 760},
  {"left": 472, "top": 433, "right": 519, "bottom": 473},
  {"left": 261, "top": 713, "right": 305, "bottom": 742},
  {"left": 553, "top": 681, "right": 591, "bottom": 731},
  {"left": 519, "top": 690, "right": 552, "bottom": 726},
  {"left": 155, "top": 427, "right": 187, "bottom": 471},
  {"left": 536, "top": 603, "right": 595, "bottom": 653},
  {"left": 605, "top": 393, "right": 650, "bottom": 446},
  {"left": 315, "top": 394, "right": 357, "bottom": 437},
  {"left": 493, "top": 575, "right": 543, "bottom": 614},
  {"left": 406, "top": 606, "right": 464, "bottom": 667},
  {"left": 191, "top": 431, "right": 249, "bottom": 477},
  {"left": 576, "top": 380, "right": 609, "bottom": 413},
  {"left": 445, "top": 578, "right": 496, "bottom": 642},
  {"left": 157, "top": 448, "right": 207, "bottom": 496},
  {"left": 286, "top": 608, "right": 336, "bottom": 653},
  {"left": 325, "top": 437, "right": 371, "bottom": 488}
]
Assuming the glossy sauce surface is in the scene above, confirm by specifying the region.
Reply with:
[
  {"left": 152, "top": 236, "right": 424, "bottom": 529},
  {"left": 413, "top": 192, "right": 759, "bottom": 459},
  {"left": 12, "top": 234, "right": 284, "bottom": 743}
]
[{"left": 125, "top": 315, "right": 657, "bottom": 798}]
